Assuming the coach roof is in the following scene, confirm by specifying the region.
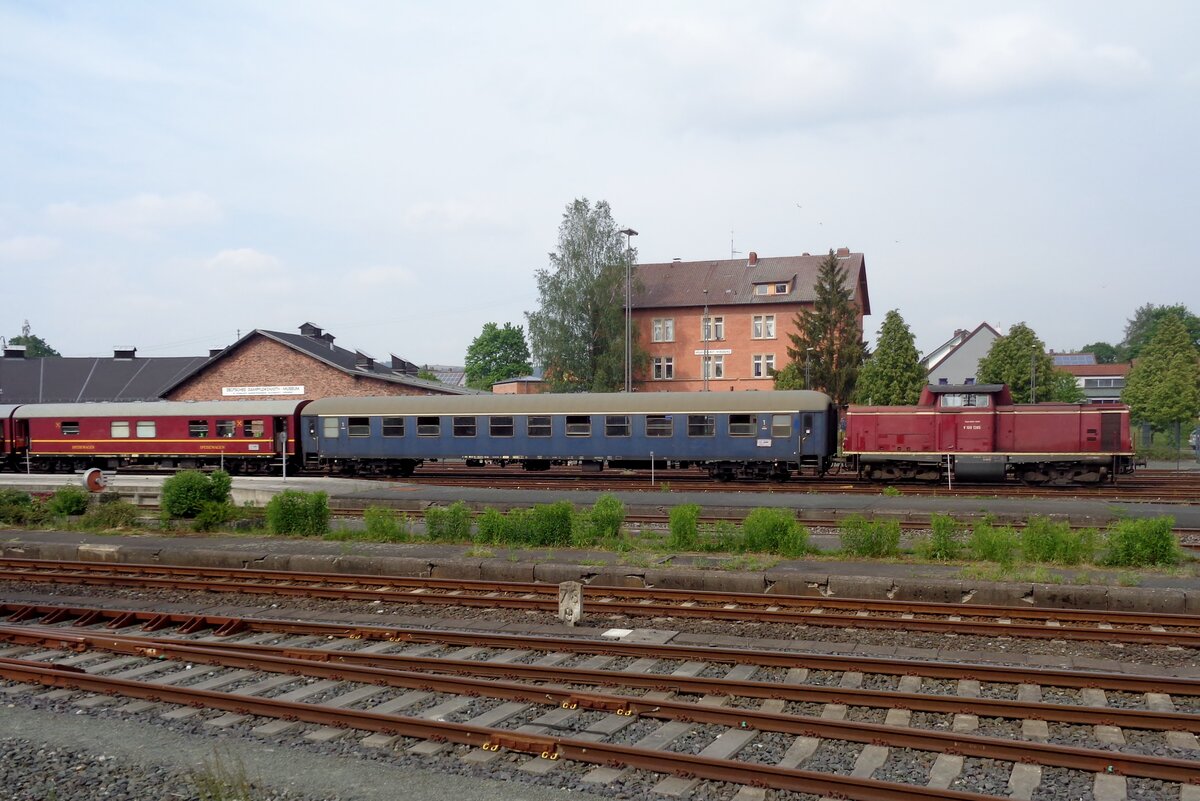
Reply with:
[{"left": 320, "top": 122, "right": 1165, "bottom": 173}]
[
  {"left": 13, "top": 400, "right": 306, "bottom": 419},
  {"left": 304, "top": 391, "right": 832, "bottom": 417}
]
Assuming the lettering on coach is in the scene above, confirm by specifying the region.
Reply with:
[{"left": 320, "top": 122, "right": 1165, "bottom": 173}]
[{"left": 222, "top": 386, "right": 305, "bottom": 397}]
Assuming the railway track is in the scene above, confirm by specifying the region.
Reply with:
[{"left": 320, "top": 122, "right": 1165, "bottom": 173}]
[
  {"left": 3, "top": 557, "right": 1199, "bottom": 647},
  {"left": 2, "top": 601, "right": 1199, "bottom": 800}
]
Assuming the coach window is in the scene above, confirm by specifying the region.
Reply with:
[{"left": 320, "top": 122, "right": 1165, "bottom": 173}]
[
  {"left": 687, "top": 414, "right": 715, "bottom": 437},
  {"left": 417, "top": 416, "right": 441, "bottom": 436},
  {"left": 188, "top": 420, "right": 210, "bottom": 438},
  {"left": 61, "top": 421, "right": 80, "bottom": 436},
  {"left": 489, "top": 416, "right": 514, "bottom": 437},
  {"left": 110, "top": 421, "right": 130, "bottom": 438},
  {"left": 322, "top": 418, "right": 340, "bottom": 438},
  {"left": 136, "top": 421, "right": 156, "bottom": 438},
  {"left": 565, "top": 415, "right": 591, "bottom": 436},
  {"left": 215, "top": 419, "right": 236, "bottom": 438},
  {"left": 728, "top": 414, "right": 756, "bottom": 436},
  {"left": 527, "top": 416, "right": 552, "bottom": 437},
  {"left": 941, "top": 394, "right": 989, "bottom": 409},
  {"left": 771, "top": 414, "right": 792, "bottom": 437},
  {"left": 453, "top": 416, "right": 477, "bottom": 437},
  {"left": 646, "top": 415, "right": 673, "bottom": 437},
  {"left": 382, "top": 417, "right": 405, "bottom": 437},
  {"left": 348, "top": 417, "right": 371, "bottom": 437},
  {"left": 242, "top": 420, "right": 261, "bottom": 438},
  {"left": 605, "top": 415, "right": 630, "bottom": 437}
]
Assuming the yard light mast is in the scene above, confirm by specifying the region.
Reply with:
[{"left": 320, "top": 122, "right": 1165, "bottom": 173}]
[
  {"left": 702, "top": 289, "right": 710, "bottom": 392},
  {"left": 805, "top": 347, "right": 814, "bottom": 390},
  {"left": 620, "top": 228, "right": 638, "bottom": 392}
]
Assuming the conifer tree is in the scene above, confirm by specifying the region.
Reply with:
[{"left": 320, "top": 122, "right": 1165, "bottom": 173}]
[
  {"left": 976, "top": 322, "right": 1083, "bottom": 403},
  {"left": 853, "top": 310, "right": 925, "bottom": 405},
  {"left": 1122, "top": 315, "right": 1200, "bottom": 435}
]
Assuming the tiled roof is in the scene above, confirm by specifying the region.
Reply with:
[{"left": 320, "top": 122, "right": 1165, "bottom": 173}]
[
  {"left": 0, "top": 355, "right": 209, "bottom": 403},
  {"left": 1059, "top": 363, "right": 1131, "bottom": 377},
  {"left": 632, "top": 252, "right": 868, "bottom": 313}
]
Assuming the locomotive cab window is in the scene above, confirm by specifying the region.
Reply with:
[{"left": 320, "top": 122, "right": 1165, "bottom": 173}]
[
  {"left": 728, "top": 414, "right": 756, "bottom": 436},
  {"left": 940, "top": 393, "right": 990, "bottom": 408},
  {"left": 382, "top": 417, "right": 405, "bottom": 437},
  {"left": 646, "top": 415, "right": 673, "bottom": 437},
  {"left": 489, "top": 416, "right": 514, "bottom": 437},
  {"left": 688, "top": 415, "right": 715, "bottom": 437},
  {"left": 188, "top": 420, "right": 210, "bottom": 438},
  {"left": 136, "top": 421, "right": 156, "bottom": 438},
  {"left": 453, "top": 416, "right": 477, "bottom": 437},
  {"left": 61, "top": 421, "right": 80, "bottom": 436},
  {"left": 322, "top": 418, "right": 340, "bottom": 438},
  {"left": 417, "top": 417, "right": 441, "bottom": 437},
  {"left": 565, "top": 415, "right": 591, "bottom": 436},
  {"left": 348, "top": 417, "right": 371, "bottom": 437},
  {"left": 605, "top": 415, "right": 630, "bottom": 437},
  {"left": 111, "top": 421, "right": 130, "bottom": 438},
  {"left": 216, "top": 420, "right": 237, "bottom": 438},
  {"left": 527, "top": 416, "right": 552, "bottom": 437},
  {"left": 771, "top": 414, "right": 792, "bottom": 437},
  {"left": 244, "top": 419, "right": 264, "bottom": 438}
]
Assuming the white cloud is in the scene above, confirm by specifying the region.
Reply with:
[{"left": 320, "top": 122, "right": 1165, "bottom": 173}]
[
  {"left": 203, "top": 247, "right": 283, "bottom": 276},
  {"left": 398, "top": 200, "right": 511, "bottom": 233},
  {"left": 344, "top": 266, "right": 418, "bottom": 289},
  {"left": 45, "top": 192, "right": 221, "bottom": 236},
  {"left": 0, "top": 235, "right": 59, "bottom": 261}
]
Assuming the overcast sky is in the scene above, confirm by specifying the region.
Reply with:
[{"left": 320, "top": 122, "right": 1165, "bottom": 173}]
[{"left": 2, "top": 1, "right": 1197, "bottom": 366}]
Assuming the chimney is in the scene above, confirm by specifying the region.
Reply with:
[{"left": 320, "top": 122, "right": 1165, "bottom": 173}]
[
  {"left": 3, "top": 345, "right": 27, "bottom": 359},
  {"left": 747, "top": 251, "right": 758, "bottom": 267},
  {"left": 113, "top": 346, "right": 136, "bottom": 360},
  {"left": 208, "top": 348, "right": 223, "bottom": 358},
  {"left": 299, "top": 322, "right": 323, "bottom": 338},
  {"left": 801, "top": 252, "right": 810, "bottom": 257},
  {"left": 672, "top": 257, "right": 681, "bottom": 263},
  {"left": 354, "top": 351, "right": 375, "bottom": 371},
  {"left": 320, "top": 332, "right": 335, "bottom": 349},
  {"left": 836, "top": 247, "right": 850, "bottom": 257}
]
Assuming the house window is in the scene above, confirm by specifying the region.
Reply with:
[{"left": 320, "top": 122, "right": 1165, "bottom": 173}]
[
  {"left": 754, "top": 284, "right": 770, "bottom": 295},
  {"left": 322, "top": 418, "right": 339, "bottom": 438},
  {"left": 646, "top": 415, "right": 673, "bottom": 437},
  {"left": 111, "top": 421, "right": 130, "bottom": 439},
  {"left": 752, "top": 314, "right": 776, "bottom": 339},
  {"left": 1084, "top": 378, "right": 1125, "bottom": 389},
  {"left": 605, "top": 415, "right": 630, "bottom": 437},
  {"left": 489, "top": 416, "right": 514, "bottom": 437},
  {"left": 752, "top": 354, "right": 776, "bottom": 378},
  {"left": 771, "top": 414, "right": 792, "bottom": 437},
  {"left": 652, "top": 356, "right": 674, "bottom": 380},
  {"left": 702, "top": 354, "right": 724, "bottom": 379},
  {"left": 565, "top": 415, "right": 591, "bottom": 436},
  {"left": 348, "top": 417, "right": 371, "bottom": 437},
  {"left": 188, "top": 420, "right": 210, "bottom": 438},
  {"left": 417, "top": 416, "right": 441, "bottom": 436},
  {"left": 136, "top": 421, "right": 156, "bottom": 438},
  {"left": 527, "top": 416, "right": 552, "bottom": 437},
  {"left": 688, "top": 415, "right": 715, "bottom": 437},
  {"left": 702, "top": 316, "right": 724, "bottom": 341},
  {"left": 652, "top": 318, "right": 675, "bottom": 342},
  {"left": 729, "top": 414, "right": 756, "bottom": 436},
  {"left": 382, "top": 417, "right": 405, "bottom": 437},
  {"left": 243, "top": 420, "right": 264, "bottom": 438},
  {"left": 452, "top": 416, "right": 477, "bottom": 437},
  {"left": 61, "top": 421, "right": 80, "bottom": 436}
]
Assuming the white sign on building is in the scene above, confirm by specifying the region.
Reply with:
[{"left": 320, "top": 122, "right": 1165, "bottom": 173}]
[
  {"left": 692, "top": 348, "right": 733, "bottom": 356},
  {"left": 222, "top": 386, "right": 305, "bottom": 397}
]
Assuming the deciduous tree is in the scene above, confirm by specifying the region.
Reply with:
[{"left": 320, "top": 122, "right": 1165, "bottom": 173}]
[
  {"left": 1121, "top": 303, "right": 1200, "bottom": 360},
  {"left": 8, "top": 320, "right": 60, "bottom": 357},
  {"left": 464, "top": 322, "right": 533, "bottom": 390},
  {"left": 526, "top": 198, "right": 641, "bottom": 392},
  {"left": 1122, "top": 315, "right": 1200, "bottom": 436},
  {"left": 1080, "top": 342, "right": 1119, "bottom": 364},
  {"left": 977, "top": 322, "right": 1083, "bottom": 403},
  {"left": 853, "top": 310, "right": 925, "bottom": 405},
  {"left": 774, "top": 250, "right": 865, "bottom": 404}
]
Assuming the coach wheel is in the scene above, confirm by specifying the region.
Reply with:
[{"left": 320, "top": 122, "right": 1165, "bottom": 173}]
[{"left": 397, "top": 460, "right": 416, "bottom": 478}]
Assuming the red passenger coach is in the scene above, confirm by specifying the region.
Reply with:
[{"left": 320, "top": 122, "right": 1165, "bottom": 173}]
[
  {"left": 0, "top": 405, "right": 22, "bottom": 469},
  {"left": 843, "top": 384, "right": 1135, "bottom": 485},
  {"left": 11, "top": 401, "right": 309, "bottom": 474}
]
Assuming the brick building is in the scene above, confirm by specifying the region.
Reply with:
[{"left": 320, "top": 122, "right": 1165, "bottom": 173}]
[
  {"left": 163, "top": 324, "right": 470, "bottom": 401},
  {"left": 631, "top": 249, "right": 870, "bottom": 391}
]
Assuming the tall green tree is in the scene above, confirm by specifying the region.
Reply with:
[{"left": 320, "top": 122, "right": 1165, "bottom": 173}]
[
  {"left": 464, "top": 322, "right": 533, "bottom": 390},
  {"left": 976, "top": 322, "right": 1084, "bottom": 403},
  {"left": 1121, "top": 303, "right": 1200, "bottom": 360},
  {"left": 1080, "top": 341, "right": 1119, "bottom": 364},
  {"left": 1122, "top": 315, "right": 1200, "bottom": 435},
  {"left": 853, "top": 309, "right": 925, "bottom": 405},
  {"left": 774, "top": 249, "right": 866, "bottom": 404},
  {"left": 526, "top": 198, "right": 641, "bottom": 392},
  {"left": 8, "top": 320, "right": 60, "bottom": 357}
]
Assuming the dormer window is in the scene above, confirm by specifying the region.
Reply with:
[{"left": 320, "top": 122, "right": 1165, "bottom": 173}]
[{"left": 753, "top": 281, "right": 790, "bottom": 296}]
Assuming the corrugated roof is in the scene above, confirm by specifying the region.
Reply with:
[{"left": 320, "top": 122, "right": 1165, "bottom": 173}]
[
  {"left": 0, "top": 355, "right": 210, "bottom": 404},
  {"left": 632, "top": 253, "right": 868, "bottom": 312}
]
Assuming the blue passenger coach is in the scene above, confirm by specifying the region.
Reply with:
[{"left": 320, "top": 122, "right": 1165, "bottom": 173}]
[{"left": 300, "top": 391, "right": 836, "bottom": 480}]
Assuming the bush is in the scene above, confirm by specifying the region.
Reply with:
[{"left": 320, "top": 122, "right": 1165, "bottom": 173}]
[
  {"left": 48, "top": 485, "right": 90, "bottom": 516},
  {"left": 1103, "top": 516, "right": 1182, "bottom": 567},
  {"left": 265, "top": 490, "right": 329, "bottom": 536},
  {"left": 80, "top": 501, "right": 141, "bottom": 530},
  {"left": 839, "top": 515, "right": 901, "bottom": 558},
  {"left": 1020, "top": 516, "right": 1096, "bottom": 565},
  {"left": 916, "top": 513, "right": 963, "bottom": 561},
  {"left": 475, "top": 507, "right": 508, "bottom": 544},
  {"left": 969, "top": 521, "right": 1020, "bottom": 566},
  {"left": 588, "top": 494, "right": 625, "bottom": 541},
  {"left": 424, "top": 501, "right": 472, "bottom": 542},
  {"left": 363, "top": 506, "right": 409, "bottom": 542},
  {"left": 527, "top": 501, "right": 574, "bottom": 547},
  {"left": 193, "top": 501, "right": 235, "bottom": 532},
  {"left": 0, "top": 489, "right": 34, "bottom": 524},
  {"left": 699, "top": 520, "right": 745, "bottom": 553},
  {"left": 668, "top": 504, "right": 700, "bottom": 551},
  {"left": 162, "top": 470, "right": 231, "bottom": 519},
  {"left": 743, "top": 508, "right": 809, "bottom": 556}
]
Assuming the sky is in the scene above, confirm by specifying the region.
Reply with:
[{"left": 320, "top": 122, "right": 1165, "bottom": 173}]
[{"left": 1, "top": 1, "right": 1197, "bottom": 365}]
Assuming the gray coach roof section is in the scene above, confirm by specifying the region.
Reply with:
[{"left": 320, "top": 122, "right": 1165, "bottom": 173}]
[
  {"left": 0, "top": 405, "right": 20, "bottom": 419},
  {"left": 304, "top": 390, "right": 832, "bottom": 417},
  {"left": 14, "top": 400, "right": 306, "bottom": 419}
]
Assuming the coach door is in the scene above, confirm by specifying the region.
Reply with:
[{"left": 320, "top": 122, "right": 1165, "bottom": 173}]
[
  {"left": 272, "top": 417, "right": 289, "bottom": 456},
  {"left": 1100, "top": 412, "right": 1120, "bottom": 451}
]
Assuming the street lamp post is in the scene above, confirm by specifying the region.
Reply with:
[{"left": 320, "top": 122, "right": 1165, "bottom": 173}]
[
  {"left": 702, "top": 289, "right": 709, "bottom": 392},
  {"left": 620, "top": 228, "right": 638, "bottom": 392},
  {"left": 805, "top": 347, "right": 814, "bottom": 389},
  {"left": 1030, "top": 349, "right": 1037, "bottom": 404}
]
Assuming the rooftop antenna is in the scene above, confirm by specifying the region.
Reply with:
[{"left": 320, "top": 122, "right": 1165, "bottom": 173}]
[{"left": 730, "top": 230, "right": 742, "bottom": 261}]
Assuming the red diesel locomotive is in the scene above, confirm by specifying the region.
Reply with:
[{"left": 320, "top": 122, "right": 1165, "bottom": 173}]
[{"left": 843, "top": 384, "right": 1135, "bottom": 485}]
